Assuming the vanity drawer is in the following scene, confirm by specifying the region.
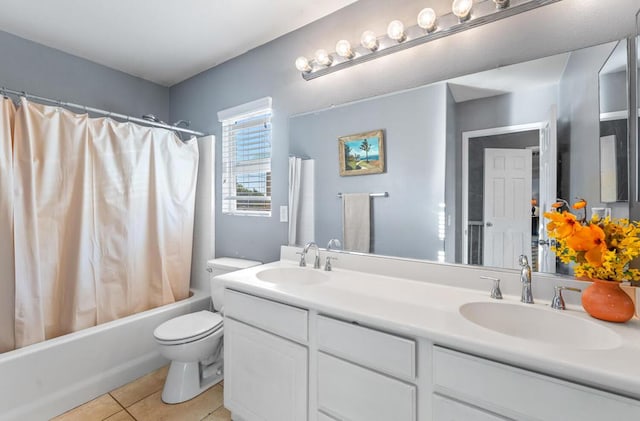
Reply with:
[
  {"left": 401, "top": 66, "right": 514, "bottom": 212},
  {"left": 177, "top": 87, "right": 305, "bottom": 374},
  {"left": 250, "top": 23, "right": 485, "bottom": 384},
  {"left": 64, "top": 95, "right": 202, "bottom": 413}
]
[
  {"left": 432, "top": 394, "right": 509, "bottom": 421},
  {"left": 318, "top": 352, "right": 417, "bottom": 421},
  {"left": 317, "top": 411, "right": 339, "bottom": 421},
  {"left": 433, "top": 346, "right": 640, "bottom": 421},
  {"left": 317, "top": 315, "right": 416, "bottom": 380},
  {"left": 224, "top": 289, "right": 308, "bottom": 343}
]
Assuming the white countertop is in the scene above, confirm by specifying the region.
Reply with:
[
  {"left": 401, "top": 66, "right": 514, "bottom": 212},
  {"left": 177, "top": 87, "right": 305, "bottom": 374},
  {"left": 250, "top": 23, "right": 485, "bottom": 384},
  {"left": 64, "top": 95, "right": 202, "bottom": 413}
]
[{"left": 216, "top": 252, "right": 640, "bottom": 401}]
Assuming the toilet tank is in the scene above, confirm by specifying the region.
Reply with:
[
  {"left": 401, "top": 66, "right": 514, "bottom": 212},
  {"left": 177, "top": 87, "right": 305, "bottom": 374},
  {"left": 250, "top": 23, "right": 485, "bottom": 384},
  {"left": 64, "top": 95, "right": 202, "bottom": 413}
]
[{"left": 208, "top": 257, "right": 262, "bottom": 312}]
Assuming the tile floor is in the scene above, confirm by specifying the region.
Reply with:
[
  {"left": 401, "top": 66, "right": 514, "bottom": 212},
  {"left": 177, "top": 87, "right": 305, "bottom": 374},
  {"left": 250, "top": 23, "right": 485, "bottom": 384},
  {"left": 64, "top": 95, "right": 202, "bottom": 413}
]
[{"left": 51, "top": 366, "right": 231, "bottom": 421}]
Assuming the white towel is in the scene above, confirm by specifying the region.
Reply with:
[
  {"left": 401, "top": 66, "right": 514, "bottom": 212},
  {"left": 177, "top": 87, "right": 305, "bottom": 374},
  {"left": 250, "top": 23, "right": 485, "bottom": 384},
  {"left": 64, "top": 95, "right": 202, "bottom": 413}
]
[{"left": 342, "top": 193, "right": 371, "bottom": 253}]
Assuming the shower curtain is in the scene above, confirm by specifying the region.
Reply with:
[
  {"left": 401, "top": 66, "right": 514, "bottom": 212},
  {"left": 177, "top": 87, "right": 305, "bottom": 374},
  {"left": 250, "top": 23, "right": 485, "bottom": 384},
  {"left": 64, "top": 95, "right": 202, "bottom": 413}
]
[
  {"left": 2, "top": 98, "right": 198, "bottom": 350},
  {"left": 0, "top": 98, "right": 16, "bottom": 353},
  {"left": 288, "top": 156, "right": 302, "bottom": 245}
]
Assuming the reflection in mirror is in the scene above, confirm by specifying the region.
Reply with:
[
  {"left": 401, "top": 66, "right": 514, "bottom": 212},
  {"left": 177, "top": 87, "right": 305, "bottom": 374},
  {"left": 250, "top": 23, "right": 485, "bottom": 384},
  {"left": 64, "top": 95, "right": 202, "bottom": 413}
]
[
  {"left": 637, "top": 33, "right": 640, "bottom": 204},
  {"left": 288, "top": 39, "right": 632, "bottom": 276},
  {"left": 598, "top": 39, "right": 628, "bottom": 203}
]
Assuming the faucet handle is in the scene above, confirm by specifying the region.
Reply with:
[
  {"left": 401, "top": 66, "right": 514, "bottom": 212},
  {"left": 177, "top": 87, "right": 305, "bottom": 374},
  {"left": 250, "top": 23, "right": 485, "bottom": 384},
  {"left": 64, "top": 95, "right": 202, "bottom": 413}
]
[
  {"left": 324, "top": 256, "right": 338, "bottom": 271},
  {"left": 519, "top": 255, "right": 529, "bottom": 267},
  {"left": 551, "top": 286, "right": 581, "bottom": 310},
  {"left": 296, "top": 251, "right": 306, "bottom": 267},
  {"left": 481, "top": 276, "right": 502, "bottom": 300}
]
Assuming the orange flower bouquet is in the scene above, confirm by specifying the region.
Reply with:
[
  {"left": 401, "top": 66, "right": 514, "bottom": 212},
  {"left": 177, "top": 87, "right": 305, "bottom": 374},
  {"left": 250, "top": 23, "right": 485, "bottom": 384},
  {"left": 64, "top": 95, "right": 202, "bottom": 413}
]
[
  {"left": 544, "top": 199, "right": 640, "bottom": 322},
  {"left": 544, "top": 199, "right": 640, "bottom": 282}
]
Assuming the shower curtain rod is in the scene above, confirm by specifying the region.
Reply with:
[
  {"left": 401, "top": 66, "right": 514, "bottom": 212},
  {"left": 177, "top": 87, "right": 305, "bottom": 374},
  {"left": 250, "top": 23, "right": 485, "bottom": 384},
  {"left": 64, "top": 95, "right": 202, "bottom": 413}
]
[{"left": 0, "top": 86, "right": 207, "bottom": 137}]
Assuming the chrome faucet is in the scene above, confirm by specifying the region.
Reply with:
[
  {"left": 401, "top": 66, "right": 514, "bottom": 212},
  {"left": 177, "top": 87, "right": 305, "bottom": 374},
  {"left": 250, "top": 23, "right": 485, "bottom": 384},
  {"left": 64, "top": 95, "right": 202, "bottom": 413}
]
[
  {"left": 299, "top": 242, "right": 321, "bottom": 269},
  {"left": 519, "top": 255, "right": 534, "bottom": 304}
]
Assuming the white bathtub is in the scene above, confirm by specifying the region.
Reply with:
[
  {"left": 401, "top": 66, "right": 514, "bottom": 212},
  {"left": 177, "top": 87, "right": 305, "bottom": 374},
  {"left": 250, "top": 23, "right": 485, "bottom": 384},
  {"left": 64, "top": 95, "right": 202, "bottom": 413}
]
[{"left": 0, "top": 289, "right": 211, "bottom": 421}]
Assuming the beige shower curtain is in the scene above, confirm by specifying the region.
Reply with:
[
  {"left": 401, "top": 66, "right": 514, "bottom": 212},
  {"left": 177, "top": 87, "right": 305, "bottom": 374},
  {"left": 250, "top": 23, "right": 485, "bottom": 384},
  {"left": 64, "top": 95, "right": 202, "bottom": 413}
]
[
  {"left": 8, "top": 98, "right": 198, "bottom": 349},
  {"left": 0, "top": 98, "right": 16, "bottom": 353}
]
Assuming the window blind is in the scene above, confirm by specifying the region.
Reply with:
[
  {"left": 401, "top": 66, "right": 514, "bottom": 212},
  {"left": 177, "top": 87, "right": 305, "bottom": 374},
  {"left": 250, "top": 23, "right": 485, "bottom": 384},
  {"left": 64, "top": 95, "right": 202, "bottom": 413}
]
[{"left": 221, "top": 105, "right": 272, "bottom": 216}]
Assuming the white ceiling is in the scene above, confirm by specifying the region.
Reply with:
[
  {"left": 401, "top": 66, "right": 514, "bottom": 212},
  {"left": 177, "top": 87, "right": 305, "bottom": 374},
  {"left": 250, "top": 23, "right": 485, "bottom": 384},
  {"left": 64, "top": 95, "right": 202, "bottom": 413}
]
[{"left": 0, "top": 0, "right": 357, "bottom": 87}]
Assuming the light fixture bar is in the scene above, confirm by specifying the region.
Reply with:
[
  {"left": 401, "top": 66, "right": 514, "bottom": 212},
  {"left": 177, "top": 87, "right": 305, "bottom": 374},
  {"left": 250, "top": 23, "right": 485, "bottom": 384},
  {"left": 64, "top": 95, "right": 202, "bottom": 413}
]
[{"left": 300, "top": 0, "right": 560, "bottom": 81}]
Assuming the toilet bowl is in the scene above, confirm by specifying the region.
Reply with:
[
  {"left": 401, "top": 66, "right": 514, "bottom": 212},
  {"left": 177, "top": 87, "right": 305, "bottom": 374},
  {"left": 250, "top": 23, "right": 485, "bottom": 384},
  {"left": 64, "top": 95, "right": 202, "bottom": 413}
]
[{"left": 153, "top": 257, "right": 261, "bottom": 404}]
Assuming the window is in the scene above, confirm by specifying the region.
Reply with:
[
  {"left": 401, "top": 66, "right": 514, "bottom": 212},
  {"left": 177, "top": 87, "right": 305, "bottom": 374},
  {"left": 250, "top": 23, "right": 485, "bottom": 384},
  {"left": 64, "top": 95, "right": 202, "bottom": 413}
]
[{"left": 218, "top": 97, "right": 272, "bottom": 216}]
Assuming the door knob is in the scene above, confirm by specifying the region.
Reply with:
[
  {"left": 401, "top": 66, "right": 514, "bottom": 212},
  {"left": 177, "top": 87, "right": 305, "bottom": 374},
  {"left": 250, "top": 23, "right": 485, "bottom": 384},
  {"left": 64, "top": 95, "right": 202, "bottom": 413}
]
[{"left": 485, "top": 222, "right": 493, "bottom": 227}]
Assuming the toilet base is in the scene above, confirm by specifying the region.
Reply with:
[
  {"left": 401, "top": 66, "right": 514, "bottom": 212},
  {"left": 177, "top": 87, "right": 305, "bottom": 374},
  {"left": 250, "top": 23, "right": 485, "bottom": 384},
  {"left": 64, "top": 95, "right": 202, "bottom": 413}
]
[{"left": 161, "top": 359, "right": 223, "bottom": 404}]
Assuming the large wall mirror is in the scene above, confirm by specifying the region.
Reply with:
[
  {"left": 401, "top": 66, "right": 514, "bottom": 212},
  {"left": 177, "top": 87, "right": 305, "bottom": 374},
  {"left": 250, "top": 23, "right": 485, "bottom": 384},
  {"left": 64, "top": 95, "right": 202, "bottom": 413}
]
[
  {"left": 598, "top": 39, "right": 629, "bottom": 203},
  {"left": 289, "top": 38, "right": 635, "bottom": 276}
]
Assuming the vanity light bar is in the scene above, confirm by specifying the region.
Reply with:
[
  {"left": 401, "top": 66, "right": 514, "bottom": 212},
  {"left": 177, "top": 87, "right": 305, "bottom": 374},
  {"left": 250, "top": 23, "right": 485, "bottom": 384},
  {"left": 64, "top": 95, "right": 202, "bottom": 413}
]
[{"left": 297, "top": 0, "right": 561, "bottom": 81}]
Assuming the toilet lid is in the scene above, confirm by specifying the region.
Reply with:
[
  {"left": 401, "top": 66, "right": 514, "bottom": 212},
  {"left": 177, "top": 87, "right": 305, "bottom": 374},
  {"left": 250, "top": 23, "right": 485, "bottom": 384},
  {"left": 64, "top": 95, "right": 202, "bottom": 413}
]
[{"left": 153, "top": 310, "right": 223, "bottom": 343}]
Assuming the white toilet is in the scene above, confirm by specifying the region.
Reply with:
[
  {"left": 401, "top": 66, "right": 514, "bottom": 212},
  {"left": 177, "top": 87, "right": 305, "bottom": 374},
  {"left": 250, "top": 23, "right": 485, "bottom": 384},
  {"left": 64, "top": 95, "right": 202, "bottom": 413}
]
[{"left": 153, "top": 257, "right": 261, "bottom": 404}]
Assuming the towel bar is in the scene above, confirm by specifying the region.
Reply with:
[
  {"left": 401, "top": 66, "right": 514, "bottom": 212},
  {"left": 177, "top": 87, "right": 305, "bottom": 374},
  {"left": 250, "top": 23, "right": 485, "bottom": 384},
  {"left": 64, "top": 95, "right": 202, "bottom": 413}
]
[{"left": 336, "top": 192, "right": 388, "bottom": 198}]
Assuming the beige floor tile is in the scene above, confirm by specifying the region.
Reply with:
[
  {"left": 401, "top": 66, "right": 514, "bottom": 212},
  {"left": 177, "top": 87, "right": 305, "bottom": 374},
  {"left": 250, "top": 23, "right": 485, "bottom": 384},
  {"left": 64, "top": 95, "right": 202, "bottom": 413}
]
[
  {"left": 104, "top": 410, "right": 136, "bottom": 421},
  {"left": 110, "top": 365, "right": 169, "bottom": 408},
  {"left": 50, "top": 394, "right": 122, "bottom": 421},
  {"left": 127, "top": 384, "right": 224, "bottom": 421},
  {"left": 201, "top": 406, "right": 231, "bottom": 421}
]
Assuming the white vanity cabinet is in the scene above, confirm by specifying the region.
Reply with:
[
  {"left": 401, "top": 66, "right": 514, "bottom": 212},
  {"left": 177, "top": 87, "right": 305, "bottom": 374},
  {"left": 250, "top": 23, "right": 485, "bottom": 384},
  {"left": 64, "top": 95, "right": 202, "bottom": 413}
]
[
  {"left": 432, "top": 346, "right": 640, "bottom": 421},
  {"left": 220, "top": 284, "right": 640, "bottom": 421},
  {"left": 316, "top": 315, "right": 418, "bottom": 421},
  {"left": 224, "top": 290, "right": 309, "bottom": 421}
]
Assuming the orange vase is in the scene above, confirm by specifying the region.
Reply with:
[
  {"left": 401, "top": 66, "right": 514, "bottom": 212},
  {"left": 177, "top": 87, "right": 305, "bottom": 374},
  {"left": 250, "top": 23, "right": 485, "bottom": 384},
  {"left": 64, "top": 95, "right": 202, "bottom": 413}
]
[{"left": 581, "top": 279, "right": 635, "bottom": 323}]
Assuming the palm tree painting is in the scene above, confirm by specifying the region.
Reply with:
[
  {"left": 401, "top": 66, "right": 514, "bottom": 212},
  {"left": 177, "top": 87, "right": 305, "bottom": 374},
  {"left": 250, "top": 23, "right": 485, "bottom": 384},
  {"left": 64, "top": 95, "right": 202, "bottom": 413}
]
[{"left": 338, "top": 129, "right": 385, "bottom": 176}]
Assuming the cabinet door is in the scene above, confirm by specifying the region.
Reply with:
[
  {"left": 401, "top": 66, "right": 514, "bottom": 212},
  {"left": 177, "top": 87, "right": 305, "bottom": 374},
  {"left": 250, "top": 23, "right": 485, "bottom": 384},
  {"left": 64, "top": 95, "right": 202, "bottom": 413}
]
[
  {"left": 433, "top": 395, "right": 509, "bottom": 421},
  {"left": 224, "top": 317, "right": 308, "bottom": 421},
  {"left": 317, "top": 352, "right": 416, "bottom": 421}
]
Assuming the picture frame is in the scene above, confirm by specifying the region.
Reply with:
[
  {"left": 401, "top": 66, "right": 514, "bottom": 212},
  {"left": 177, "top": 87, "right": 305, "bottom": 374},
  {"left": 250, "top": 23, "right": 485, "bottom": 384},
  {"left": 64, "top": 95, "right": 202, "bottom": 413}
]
[{"left": 338, "top": 129, "right": 385, "bottom": 176}]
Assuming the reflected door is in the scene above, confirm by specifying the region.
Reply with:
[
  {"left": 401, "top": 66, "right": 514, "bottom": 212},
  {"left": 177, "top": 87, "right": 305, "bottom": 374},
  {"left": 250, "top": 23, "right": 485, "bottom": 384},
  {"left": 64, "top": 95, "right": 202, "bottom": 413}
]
[
  {"left": 483, "top": 148, "right": 533, "bottom": 269},
  {"left": 538, "top": 106, "right": 558, "bottom": 273}
]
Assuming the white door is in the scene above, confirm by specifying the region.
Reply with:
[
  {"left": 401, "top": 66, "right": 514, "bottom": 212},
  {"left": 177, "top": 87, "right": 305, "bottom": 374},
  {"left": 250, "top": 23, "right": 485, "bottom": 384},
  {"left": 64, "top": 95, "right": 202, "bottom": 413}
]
[
  {"left": 483, "top": 148, "right": 533, "bottom": 269},
  {"left": 538, "top": 105, "right": 558, "bottom": 273}
]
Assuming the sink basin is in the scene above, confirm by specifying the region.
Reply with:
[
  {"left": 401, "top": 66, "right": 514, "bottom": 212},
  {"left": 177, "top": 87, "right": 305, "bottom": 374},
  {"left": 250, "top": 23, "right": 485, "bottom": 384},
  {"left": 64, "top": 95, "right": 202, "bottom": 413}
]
[
  {"left": 256, "top": 267, "right": 329, "bottom": 286},
  {"left": 459, "top": 302, "right": 621, "bottom": 350}
]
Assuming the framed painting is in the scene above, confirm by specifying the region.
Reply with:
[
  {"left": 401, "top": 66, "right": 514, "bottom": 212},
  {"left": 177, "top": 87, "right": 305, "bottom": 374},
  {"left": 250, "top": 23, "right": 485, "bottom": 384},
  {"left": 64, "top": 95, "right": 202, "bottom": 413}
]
[{"left": 338, "top": 129, "right": 385, "bottom": 176}]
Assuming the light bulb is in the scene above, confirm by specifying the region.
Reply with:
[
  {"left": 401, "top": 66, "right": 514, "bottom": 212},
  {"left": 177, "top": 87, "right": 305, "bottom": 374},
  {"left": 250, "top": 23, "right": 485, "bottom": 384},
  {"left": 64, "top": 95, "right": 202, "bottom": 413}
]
[
  {"left": 493, "top": 0, "right": 509, "bottom": 9},
  {"left": 452, "top": 0, "right": 473, "bottom": 22},
  {"left": 314, "top": 49, "right": 332, "bottom": 66},
  {"left": 360, "top": 30, "right": 378, "bottom": 51},
  {"left": 295, "top": 56, "right": 311, "bottom": 72},
  {"left": 387, "top": 20, "right": 406, "bottom": 42},
  {"left": 335, "top": 40, "right": 354, "bottom": 58},
  {"left": 417, "top": 8, "right": 437, "bottom": 32}
]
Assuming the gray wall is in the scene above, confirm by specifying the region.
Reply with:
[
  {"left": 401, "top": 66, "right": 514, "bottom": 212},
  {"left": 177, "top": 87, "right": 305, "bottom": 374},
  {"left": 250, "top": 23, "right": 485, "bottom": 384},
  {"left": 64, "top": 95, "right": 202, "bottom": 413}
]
[
  {"left": 557, "top": 42, "right": 628, "bottom": 217},
  {"left": 0, "top": 30, "right": 169, "bottom": 121},
  {"left": 289, "top": 83, "right": 447, "bottom": 260},
  {"left": 455, "top": 85, "right": 559, "bottom": 133},
  {"left": 169, "top": 0, "right": 640, "bottom": 263},
  {"left": 600, "top": 70, "right": 628, "bottom": 114}
]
